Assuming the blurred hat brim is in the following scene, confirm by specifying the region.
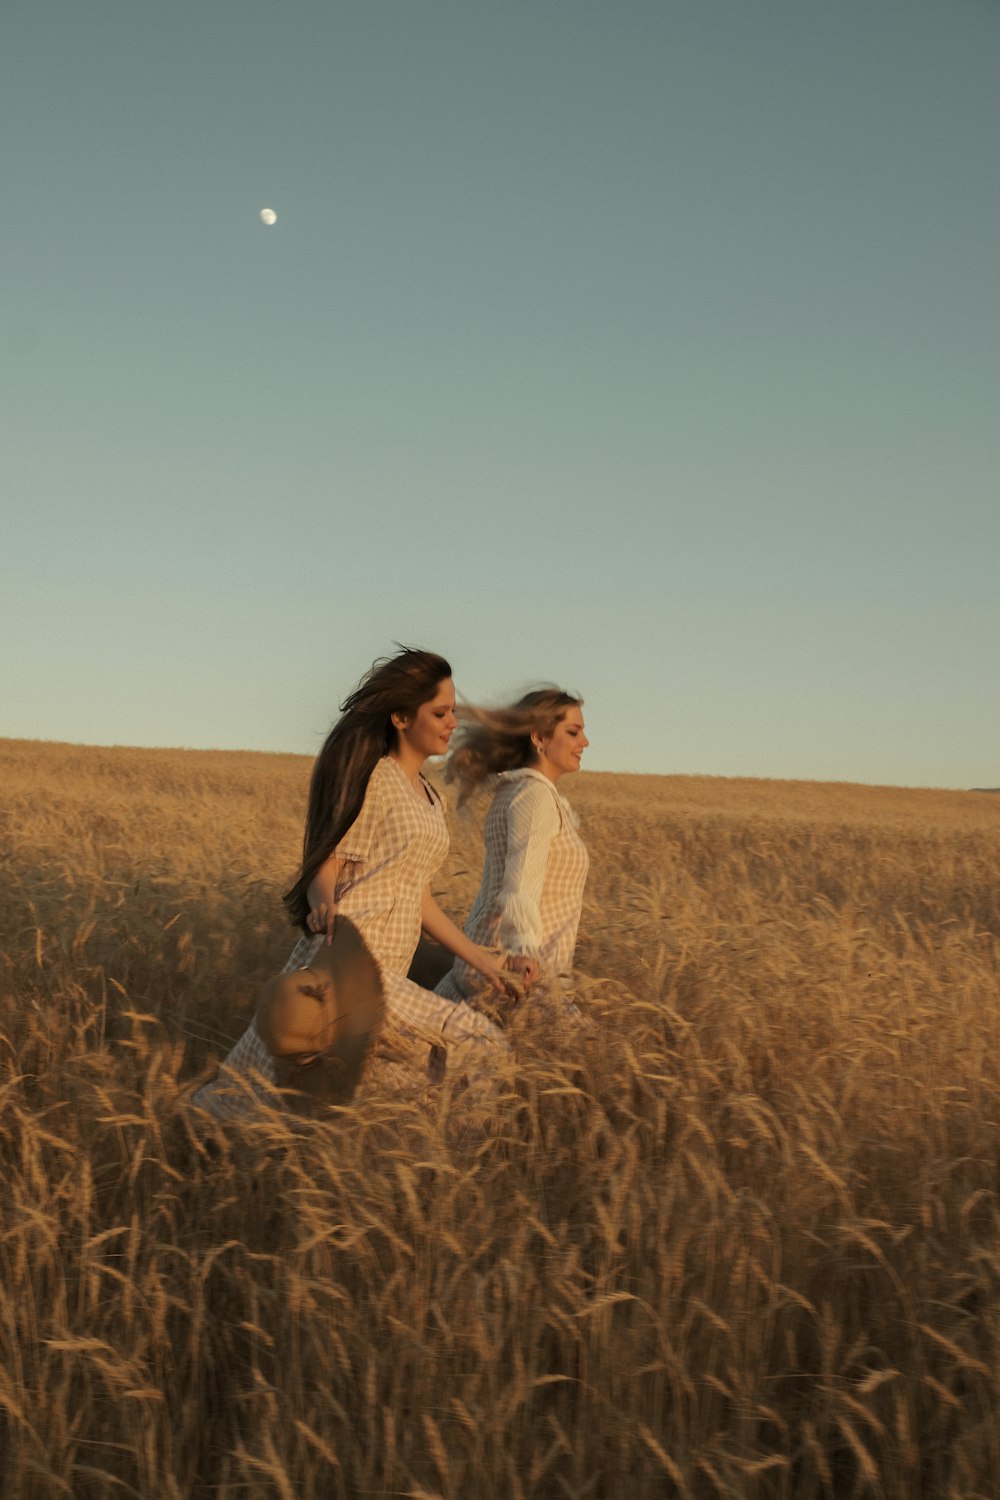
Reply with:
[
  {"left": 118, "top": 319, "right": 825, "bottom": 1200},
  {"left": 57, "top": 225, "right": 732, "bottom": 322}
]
[{"left": 256, "top": 917, "right": 385, "bottom": 1108}]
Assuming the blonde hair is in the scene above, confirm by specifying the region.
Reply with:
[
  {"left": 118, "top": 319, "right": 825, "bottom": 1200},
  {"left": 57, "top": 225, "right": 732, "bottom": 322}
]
[{"left": 445, "top": 687, "right": 582, "bottom": 804}]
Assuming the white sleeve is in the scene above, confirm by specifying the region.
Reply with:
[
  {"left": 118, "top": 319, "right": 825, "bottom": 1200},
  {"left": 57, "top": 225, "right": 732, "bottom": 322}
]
[{"left": 496, "top": 781, "right": 561, "bottom": 957}]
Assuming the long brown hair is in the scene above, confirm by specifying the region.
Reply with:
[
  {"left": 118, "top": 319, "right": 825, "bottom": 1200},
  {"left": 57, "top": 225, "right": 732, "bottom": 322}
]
[
  {"left": 283, "top": 647, "right": 452, "bottom": 929},
  {"left": 445, "top": 687, "right": 582, "bottom": 805}
]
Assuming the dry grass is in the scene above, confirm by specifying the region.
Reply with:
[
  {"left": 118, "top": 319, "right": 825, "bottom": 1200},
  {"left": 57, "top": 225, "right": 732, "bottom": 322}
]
[{"left": 2, "top": 736, "right": 999, "bottom": 1499}]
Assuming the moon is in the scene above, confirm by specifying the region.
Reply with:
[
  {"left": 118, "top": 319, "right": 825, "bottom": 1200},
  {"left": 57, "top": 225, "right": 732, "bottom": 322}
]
[{"left": 259, "top": 208, "right": 277, "bottom": 226}]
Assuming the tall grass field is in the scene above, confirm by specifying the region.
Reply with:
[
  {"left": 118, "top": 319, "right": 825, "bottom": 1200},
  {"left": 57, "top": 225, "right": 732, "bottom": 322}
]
[{"left": 1, "top": 736, "right": 999, "bottom": 1498}]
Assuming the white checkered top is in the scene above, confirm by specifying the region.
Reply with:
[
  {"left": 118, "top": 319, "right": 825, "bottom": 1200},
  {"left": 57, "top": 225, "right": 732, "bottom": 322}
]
[{"left": 436, "top": 768, "right": 589, "bottom": 1000}]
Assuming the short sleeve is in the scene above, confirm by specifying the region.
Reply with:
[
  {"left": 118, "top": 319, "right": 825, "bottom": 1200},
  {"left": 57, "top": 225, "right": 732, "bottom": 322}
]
[{"left": 335, "top": 760, "right": 385, "bottom": 864}]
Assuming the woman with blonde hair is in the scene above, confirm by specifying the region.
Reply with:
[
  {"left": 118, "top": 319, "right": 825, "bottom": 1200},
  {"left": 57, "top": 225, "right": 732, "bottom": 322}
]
[
  {"left": 435, "top": 688, "right": 590, "bottom": 1017},
  {"left": 194, "top": 648, "right": 518, "bottom": 1117}
]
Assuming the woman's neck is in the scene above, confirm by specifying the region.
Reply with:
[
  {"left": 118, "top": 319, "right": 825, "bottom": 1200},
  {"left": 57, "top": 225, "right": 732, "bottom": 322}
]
[
  {"left": 531, "top": 760, "right": 564, "bottom": 785},
  {"left": 389, "top": 745, "right": 427, "bottom": 786}
]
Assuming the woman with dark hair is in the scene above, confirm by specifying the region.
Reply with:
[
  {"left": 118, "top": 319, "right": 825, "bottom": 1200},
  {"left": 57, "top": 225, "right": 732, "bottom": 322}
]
[
  {"left": 435, "top": 688, "right": 590, "bottom": 1016},
  {"left": 194, "top": 648, "right": 515, "bottom": 1116}
]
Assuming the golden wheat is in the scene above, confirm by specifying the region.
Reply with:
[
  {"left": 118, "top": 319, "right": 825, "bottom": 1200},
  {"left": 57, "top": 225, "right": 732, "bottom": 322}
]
[{"left": 1, "top": 737, "right": 999, "bottom": 1498}]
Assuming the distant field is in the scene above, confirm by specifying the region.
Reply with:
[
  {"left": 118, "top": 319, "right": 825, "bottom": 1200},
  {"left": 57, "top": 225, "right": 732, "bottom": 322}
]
[{"left": 2, "top": 737, "right": 999, "bottom": 1499}]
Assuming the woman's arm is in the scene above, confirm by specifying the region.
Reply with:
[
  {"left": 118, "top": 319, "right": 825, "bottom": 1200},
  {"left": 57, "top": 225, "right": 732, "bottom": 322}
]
[
  {"left": 420, "top": 887, "right": 525, "bottom": 993},
  {"left": 306, "top": 854, "right": 345, "bottom": 945}
]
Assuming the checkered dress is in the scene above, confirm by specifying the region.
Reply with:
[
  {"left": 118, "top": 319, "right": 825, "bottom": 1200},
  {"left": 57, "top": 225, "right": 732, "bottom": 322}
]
[
  {"left": 435, "top": 769, "right": 589, "bottom": 1004},
  {"left": 192, "top": 755, "right": 502, "bottom": 1119},
  {"left": 188, "top": 1017, "right": 280, "bottom": 1119}
]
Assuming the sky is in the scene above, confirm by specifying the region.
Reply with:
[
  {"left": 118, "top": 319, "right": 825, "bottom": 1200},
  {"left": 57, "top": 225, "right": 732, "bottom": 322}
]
[{"left": 3, "top": 0, "right": 998, "bottom": 789}]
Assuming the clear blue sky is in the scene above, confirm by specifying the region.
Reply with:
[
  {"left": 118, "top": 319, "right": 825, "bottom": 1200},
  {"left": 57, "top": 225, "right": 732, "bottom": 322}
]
[{"left": 4, "top": 0, "right": 998, "bottom": 788}]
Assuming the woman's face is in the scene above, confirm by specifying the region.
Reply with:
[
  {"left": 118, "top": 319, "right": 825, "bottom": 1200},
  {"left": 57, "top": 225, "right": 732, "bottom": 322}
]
[
  {"left": 538, "top": 705, "right": 589, "bottom": 781},
  {"left": 398, "top": 677, "right": 458, "bottom": 760}
]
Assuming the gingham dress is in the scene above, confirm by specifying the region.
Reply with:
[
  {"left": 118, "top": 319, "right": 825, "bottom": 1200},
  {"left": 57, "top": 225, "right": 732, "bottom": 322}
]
[
  {"left": 192, "top": 755, "right": 502, "bottom": 1119},
  {"left": 436, "top": 769, "right": 589, "bottom": 1003},
  {"left": 188, "top": 1011, "right": 282, "bottom": 1119}
]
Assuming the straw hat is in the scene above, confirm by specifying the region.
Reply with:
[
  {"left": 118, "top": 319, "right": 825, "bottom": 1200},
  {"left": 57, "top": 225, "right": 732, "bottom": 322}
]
[{"left": 255, "top": 917, "right": 385, "bottom": 1110}]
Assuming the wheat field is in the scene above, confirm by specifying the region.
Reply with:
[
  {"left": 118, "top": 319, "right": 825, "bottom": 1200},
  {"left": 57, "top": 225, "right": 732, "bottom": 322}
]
[{"left": 1, "top": 736, "right": 998, "bottom": 1499}]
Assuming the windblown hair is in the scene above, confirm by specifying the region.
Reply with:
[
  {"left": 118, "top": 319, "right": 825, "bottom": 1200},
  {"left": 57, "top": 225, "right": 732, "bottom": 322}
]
[
  {"left": 445, "top": 687, "right": 582, "bottom": 805},
  {"left": 283, "top": 647, "right": 452, "bottom": 929}
]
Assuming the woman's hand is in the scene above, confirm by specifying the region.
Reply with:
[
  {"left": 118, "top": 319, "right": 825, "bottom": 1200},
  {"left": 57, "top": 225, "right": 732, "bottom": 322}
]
[
  {"left": 306, "top": 898, "right": 339, "bottom": 944},
  {"left": 305, "top": 856, "right": 344, "bottom": 945},
  {"left": 306, "top": 880, "right": 339, "bottom": 945},
  {"left": 504, "top": 953, "right": 539, "bottom": 989},
  {"left": 472, "top": 946, "right": 521, "bottom": 999}
]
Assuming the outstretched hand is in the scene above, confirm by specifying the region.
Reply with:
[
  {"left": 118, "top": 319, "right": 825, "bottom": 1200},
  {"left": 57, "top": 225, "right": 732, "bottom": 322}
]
[
  {"left": 504, "top": 953, "right": 539, "bottom": 989},
  {"left": 475, "top": 947, "right": 521, "bottom": 1000}
]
